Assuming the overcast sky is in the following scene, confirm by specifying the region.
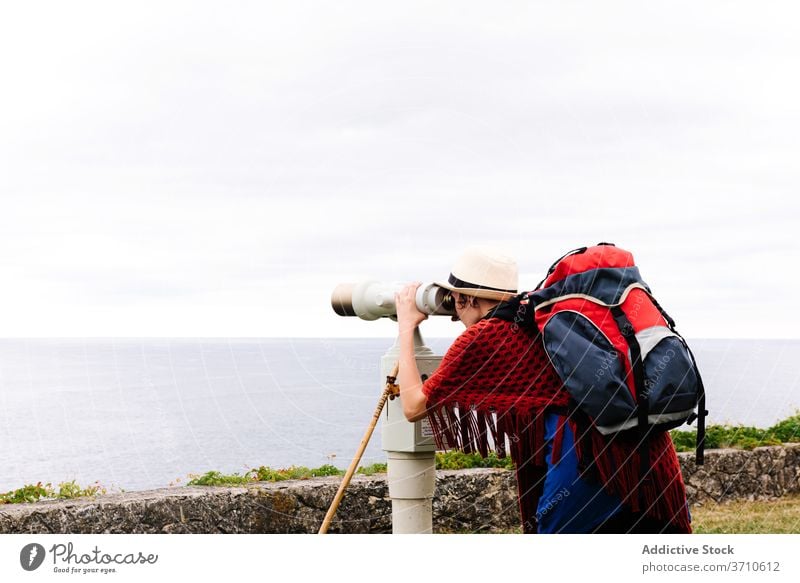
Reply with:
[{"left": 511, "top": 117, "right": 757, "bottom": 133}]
[{"left": 1, "top": 1, "right": 798, "bottom": 338}]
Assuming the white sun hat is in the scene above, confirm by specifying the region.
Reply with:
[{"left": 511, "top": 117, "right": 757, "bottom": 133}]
[{"left": 435, "top": 246, "right": 519, "bottom": 301}]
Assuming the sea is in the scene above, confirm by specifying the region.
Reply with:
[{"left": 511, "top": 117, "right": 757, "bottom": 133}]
[{"left": 0, "top": 337, "right": 798, "bottom": 494}]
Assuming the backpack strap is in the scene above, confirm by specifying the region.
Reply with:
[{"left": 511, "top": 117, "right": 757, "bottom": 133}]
[
  {"left": 534, "top": 246, "right": 588, "bottom": 291},
  {"left": 680, "top": 337, "right": 708, "bottom": 466},
  {"left": 610, "top": 304, "right": 651, "bottom": 510},
  {"left": 485, "top": 294, "right": 538, "bottom": 332},
  {"left": 695, "top": 386, "right": 707, "bottom": 465},
  {"left": 533, "top": 242, "right": 617, "bottom": 291}
]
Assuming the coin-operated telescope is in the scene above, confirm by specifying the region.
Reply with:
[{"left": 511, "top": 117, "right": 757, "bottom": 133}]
[
  {"left": 330, "top": 280, "right": 454, "bottom": 534},
  {"left": 331, "top": 281, "right": 456, "bottom": 321}
]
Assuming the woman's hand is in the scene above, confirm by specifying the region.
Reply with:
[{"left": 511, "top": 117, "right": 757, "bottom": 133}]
[
  {"left": 394, "top": 282, "right": 429, "bottom": 421},
  {"left": 395, "top": 282, "right": 428, "bottom": 333}
]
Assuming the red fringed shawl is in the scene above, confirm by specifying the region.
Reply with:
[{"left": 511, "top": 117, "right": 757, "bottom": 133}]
[{"left": 421, "top": 317, "right": 691, "bottom": 534}]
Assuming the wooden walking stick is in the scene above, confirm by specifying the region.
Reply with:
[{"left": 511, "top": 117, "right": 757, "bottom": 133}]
[{"left": 318, "top": 361, "right": 400, "bottom": 534}]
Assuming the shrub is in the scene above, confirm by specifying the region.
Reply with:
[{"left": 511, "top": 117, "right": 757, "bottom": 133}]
[
  {"left": 0, "top": 480, "right": 106, "bottom": 504},
  {"left": 670, "top": 413, "right": 800, "bottom": 452}
]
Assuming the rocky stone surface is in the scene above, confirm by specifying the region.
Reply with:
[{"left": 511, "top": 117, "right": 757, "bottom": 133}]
[
  {"left": 1, "top": 445, "right": 797, "bottom": 534},
  {"left": 0, "top": 470, "right": 519, "bottom": 534},
  {"left": 681, "top": 443, "right": 800, "bottom": 505}
]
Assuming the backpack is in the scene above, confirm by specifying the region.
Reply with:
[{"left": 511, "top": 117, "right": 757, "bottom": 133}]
[{"left": 493, "top": 242, "right": 707, "bottom": 469}]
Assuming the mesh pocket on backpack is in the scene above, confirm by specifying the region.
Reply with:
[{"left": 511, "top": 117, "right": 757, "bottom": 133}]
[{"left": 640, "top": 332, "right": 698, "bottom": 425}]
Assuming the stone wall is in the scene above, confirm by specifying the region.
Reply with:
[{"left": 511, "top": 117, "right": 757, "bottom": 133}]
[
  {"left": 1, "top": 444, "right": 798, "bottom": 534},
  {"left": 0, "top": 469, "right": 518, "bottom": 534},
  {"left": 681, "top": 443, "right": 800, "bottom": 505}
]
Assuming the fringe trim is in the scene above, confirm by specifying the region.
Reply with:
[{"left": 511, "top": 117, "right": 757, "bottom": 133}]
[
  {"left": 426, "top": 402, "right": 691, "bottom": 534},
  {"left": 570, "top": 418, "right": 692, "bottom": 534},
  {"left": 425, "top": 402, "right": 552, "bottom": 466}
]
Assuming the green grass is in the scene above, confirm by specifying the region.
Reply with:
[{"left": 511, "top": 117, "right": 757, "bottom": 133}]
[
  {"left": 449, "top": 495, "right": 800, "bottom": 534},
  {"left": 692, "top": 494, "right": 800, "bottom": 534},
  {"left": 186, "top": 462, "right": 389, "bottom": 487},
  {"left": 670, "top": 413, "right": 800, "bottom": 452},
  {"left": 186, "top": 452, "right": 512, "bottom": 487},
  {"left": 435, "top": 450, "right": 515, "bottom": 470},
  {"left": 0, "top": 481, "right": 106, "bottom": 504},
  {"left": 184, "top": 471, "right": 255, "bottom": 487}
]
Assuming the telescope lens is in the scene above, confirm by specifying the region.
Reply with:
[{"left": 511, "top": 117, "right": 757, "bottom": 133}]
[{"left": 331, "top": 283, "right": 357, "bottom": 317}]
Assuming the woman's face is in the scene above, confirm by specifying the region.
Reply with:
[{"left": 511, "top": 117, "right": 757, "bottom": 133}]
[{"left": 452, "top": 292, "right": 481, "bottom": 328}]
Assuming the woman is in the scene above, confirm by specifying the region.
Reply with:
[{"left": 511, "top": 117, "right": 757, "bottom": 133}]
[{"left": 394, "top": 246, "right": 691, "bottom": 534}]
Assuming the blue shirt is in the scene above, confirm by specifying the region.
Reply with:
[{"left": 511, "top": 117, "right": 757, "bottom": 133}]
[{"left": 535, "top": 412, "right": 625, "bottom": 533}]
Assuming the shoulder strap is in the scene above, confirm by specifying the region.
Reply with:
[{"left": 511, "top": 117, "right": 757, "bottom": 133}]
[{"left": 483, "top": 294, "right": 538, "bottom": 332}]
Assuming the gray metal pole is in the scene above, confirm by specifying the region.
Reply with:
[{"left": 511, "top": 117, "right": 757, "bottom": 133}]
[{"left": 381, "top": 328, "right": 439, "bottom": 534}]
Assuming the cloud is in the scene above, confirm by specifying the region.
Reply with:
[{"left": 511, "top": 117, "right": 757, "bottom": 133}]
[{"left": 0, "top": 1, "right": 798, "bottom": 337}]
